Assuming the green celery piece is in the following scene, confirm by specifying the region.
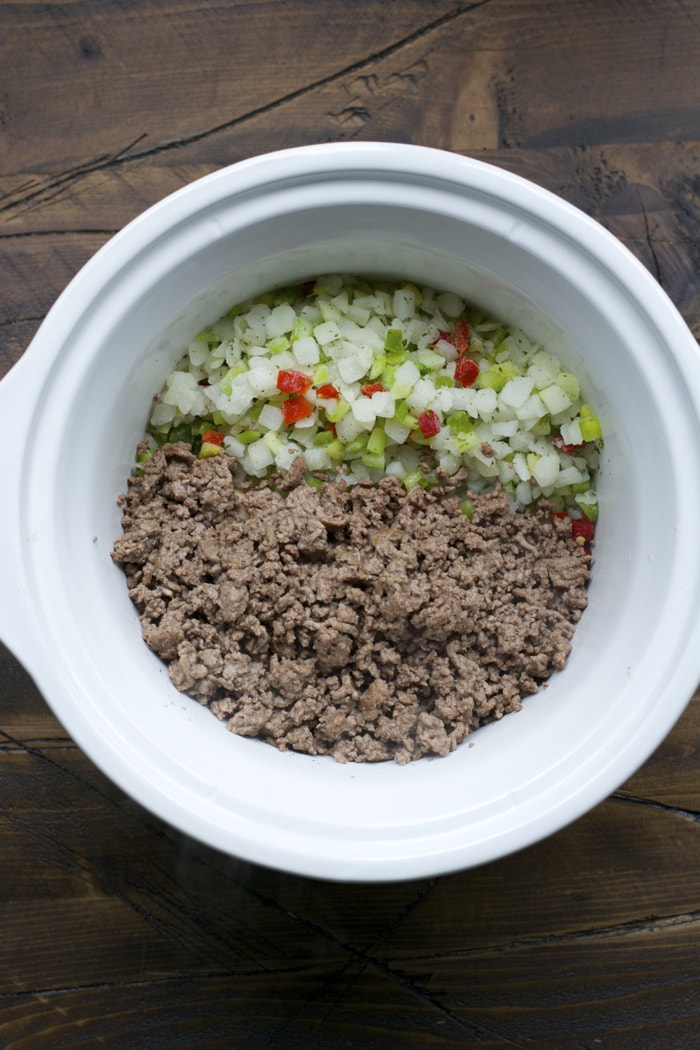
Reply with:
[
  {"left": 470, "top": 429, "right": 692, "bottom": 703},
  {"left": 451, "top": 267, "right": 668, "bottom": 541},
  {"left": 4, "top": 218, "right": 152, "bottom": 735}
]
[
  {"left": 454, "top": 432, "right": 478, "bottom": 454},
  {"left": 384, "top": 328, "right": 404, "bottom": 353},
  {"left": 237, "top": 429, "right": 262, "bottom": 445},
  {"left": 362, "top": 450, "right": 385, "bottom": 470},
  {"left": 382, "top": 364, "right": 397, "bottom": 389},
  {"left": 326, "top": 401, "right": 350, "bottom": 424},
  {"left": 447, "top": 410, "right": 474, "bottom": 435},
  {"left": 557, "top": 372, "right": 581, "bottom": 400},
  {"left": 199, "top": 442, "right": 222, "bottom": 460},
  {"left": 345, "top": 434, "right": 368, "bottom": 457},
  {"left": 290, "top": 317, "right": 313, "bottom": 343},
  {"left": 366, "top": 426, "right": 387, "bottom": 455},
  {"left": 476, "top": 361, "right": 516, "bottom": 392},
  {"left": 578, "top": 502, "right": 599, "bottom": 521},
  {"left": 579, "top": 415, "right": 602, "bottom": 442},
  {"left": 313, "top": 430, "right": 337, "bottom": 447},
  {"left": 403, "top": 469, "right": 428, "bottom": 490},
  {"left": 531, "top": 417, "right": 552, "bottom": 437},
  {"left": 368, "top": 354, "right": 387, "bottom": 380},
  {"left": 325, "top": 439, "right": 345, "bottom": 462}
]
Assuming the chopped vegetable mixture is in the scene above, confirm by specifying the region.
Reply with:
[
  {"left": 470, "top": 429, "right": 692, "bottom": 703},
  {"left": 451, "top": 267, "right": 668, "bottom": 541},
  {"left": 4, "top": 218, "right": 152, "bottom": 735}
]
[{"left": 141, "top": 274, "right": 601, "bottom": 522}]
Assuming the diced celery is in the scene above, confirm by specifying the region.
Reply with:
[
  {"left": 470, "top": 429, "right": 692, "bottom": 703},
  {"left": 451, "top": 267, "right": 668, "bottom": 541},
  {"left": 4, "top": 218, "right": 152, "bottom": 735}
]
[
  {"left": 453, "top": 431, "right": 478, "bottom": 454},
  {"left": 416, "top": 349, "right": 445, "bottom": 371},
  {"left": 313, "top": 363, "right": 330, "bottom": 385},
  {"left": 385, "top": 328, "right": 404, "bottom": 353},
  {"left": 387, "top": 349, "right": 409, "bottom": 365},
  {"left": 325, "top": 440, "right": 345, "bottom": 462},
  {"left": 263, "top": 431, "right": 283, "bottom": 455},
  {"left": 366, "top": 426, "right": 387, "bottom": 456},
  {"left": 268, "top": 336, "right": 290, "bottom": 354},
  {"left": 477, "top": 368, "right": 507, "bottom": 392},
  {"left": 345, "top": 434, "right": 368, "bottom": 457},
  {"left": 319, "top": 300, "right": 342, "bottom": 323},
  {"left": 579, "top": 415, "right": 602, "bottom": 442},
  {"left": 313, "top": 430, "right": 337, "bottom": 447},
  {"left": 326, "top": 401, "right": 351, "bottom": 424},
  {"left": 477, "top": 361, "right": 517, "bottom": 391},
  {"left": 460, "top": 498, "right": 474, "bottom": 519},
  {"left": 199, "top": 442, "right": 221, "bottom": 459},
  {"left": 381, "top": 364, "right": 397, "bottom": 389},
  {"left": 447, "top": 410, "right": 474, "bottom": 435},
  {"left": 368, "top": 354, "right": 387, "bottom": 380},
  {"left": 557, "top": 372, "right": 581, "bottom": 400},
  {"left": 362, "top": 450, "right": 385, "bottom": 470},
  {"left": 403, "top": 469, "right": 427, "bottom": 489},
  {"left": 290, "top": 317, "right": 313, "bottom": 343},
  {"left": 577, "top": 502, "right": 599, "bottom": 521},
  {"left": 237, "top": 429, "right": 262, "bottom": 444}
]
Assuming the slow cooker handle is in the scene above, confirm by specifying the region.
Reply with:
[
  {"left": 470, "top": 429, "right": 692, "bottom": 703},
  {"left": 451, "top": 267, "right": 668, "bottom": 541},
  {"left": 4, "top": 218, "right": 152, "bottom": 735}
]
[{"left": 0, "top": 357, "right": 42, "bottom": 672}]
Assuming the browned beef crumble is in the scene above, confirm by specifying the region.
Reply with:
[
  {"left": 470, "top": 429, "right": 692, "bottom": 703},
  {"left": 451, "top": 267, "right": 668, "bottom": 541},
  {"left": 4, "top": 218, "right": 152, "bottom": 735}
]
[{"left": 111, "top": 443, "right": 590, "bottom": 764}]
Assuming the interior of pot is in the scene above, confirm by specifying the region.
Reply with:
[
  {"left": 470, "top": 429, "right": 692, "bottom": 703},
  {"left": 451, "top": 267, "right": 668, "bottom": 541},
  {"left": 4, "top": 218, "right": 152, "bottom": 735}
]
[{"left": 17, "top": 168, "right": 700, "bottom": 877}]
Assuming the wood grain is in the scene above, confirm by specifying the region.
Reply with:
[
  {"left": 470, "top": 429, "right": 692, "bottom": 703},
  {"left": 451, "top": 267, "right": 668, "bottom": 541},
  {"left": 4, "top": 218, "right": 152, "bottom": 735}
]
[{"left": 1, "top": 0, "right": 699, "bottom": 1046}]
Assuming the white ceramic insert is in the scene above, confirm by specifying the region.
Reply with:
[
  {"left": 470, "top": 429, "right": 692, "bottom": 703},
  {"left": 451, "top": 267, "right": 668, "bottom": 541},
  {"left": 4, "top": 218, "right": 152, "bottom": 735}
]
[{"left": 2, "top": 143, "right": 700, "bottom": 881}]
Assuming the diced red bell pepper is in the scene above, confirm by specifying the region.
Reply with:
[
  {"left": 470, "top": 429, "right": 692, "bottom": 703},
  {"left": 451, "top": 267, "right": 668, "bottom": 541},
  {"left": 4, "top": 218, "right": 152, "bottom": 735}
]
[
  {"left": 316, "top": 383, "right": 339, "bottom": 399},
  {"left": 418, "top": 410, "right": 441, "bottom": 438},
  {"left": 281, "top": 394, "right": 313, "bottom": 425},
  {"left": 571, "top": 516, "right": 595, "bottom": 543},
  {"left": 361, "top": 382, "right": 385, "bottom": 397},
  {"left": 453, "top": 318, "right": 470, "bottom": 356},
  {"left": 277, "top": 369, "right": 312, "bottom": 394},
  {"left": 553, "top": 434, "right": 580, "bottom": 455},
  {"left": 299, "top": 279, "right": 316, "bottom": 295},
  {"left": 454, "top": 357, "right": 479, "bottom": 388},
  {"left": 201, "top": 429, "right": 224, "bottom": 446}
]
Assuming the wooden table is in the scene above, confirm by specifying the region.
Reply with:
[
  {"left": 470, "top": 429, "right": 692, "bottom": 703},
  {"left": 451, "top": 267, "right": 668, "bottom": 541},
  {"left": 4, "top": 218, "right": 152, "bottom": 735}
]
[{"left": 2, "top": 2, "right": 699, "bottom": 1045}]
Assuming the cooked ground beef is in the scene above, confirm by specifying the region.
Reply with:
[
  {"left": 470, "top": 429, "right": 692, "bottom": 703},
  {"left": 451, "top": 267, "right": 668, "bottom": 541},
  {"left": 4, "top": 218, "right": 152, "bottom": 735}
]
[{"left": 111, "top": 443, "right": 590, "bottom": 764}]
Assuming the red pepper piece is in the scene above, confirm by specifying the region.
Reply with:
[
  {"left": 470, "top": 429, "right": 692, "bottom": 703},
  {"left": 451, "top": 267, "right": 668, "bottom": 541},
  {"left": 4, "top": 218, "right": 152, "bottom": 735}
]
[
  {"left": 418, "top": 410, "right": 441, "bottom": 438},
  {"left": 571, "top": 516, "right": 595, "bottom": 543},
  {"left": 453, "top": 318, "right": 470, "bottom": 356},
  {"left": 317, "top": 383, "right": 339, "bottom": 399},
  {"left": 361, "top": 382, "right": 385, "bottom": 397},
  {"left": 552, "top": 434, "right": 580, "bottom": 455},
  {"left": 201, "top": 429, "right": 224, "bottom": 446},
  {"left": 437, "top": 329, "right": 451, "bottom": 343},
  {"left": 277, "top": 369, "right": 312, "bottom": 394},
  {"left": 326, "top": 421, "right": 337, "bottom": 436},
  {"left": 299, "top": 279, "right": 316, "bottom": 295},
  {"left": 281, "top": 394, "right": 313, "bottom": 425},
  {"left": 454, "top": 357, "right": 479, "bottom": 388}
]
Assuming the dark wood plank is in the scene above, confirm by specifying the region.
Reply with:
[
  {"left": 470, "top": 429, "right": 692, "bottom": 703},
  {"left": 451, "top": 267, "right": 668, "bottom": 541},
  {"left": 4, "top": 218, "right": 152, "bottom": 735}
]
[
  {"left": 396, "top": 923, "right": 700, "bottom": 1049},
  {"left": 0, "top": 0, "right": 462, "bottom": 171}
]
